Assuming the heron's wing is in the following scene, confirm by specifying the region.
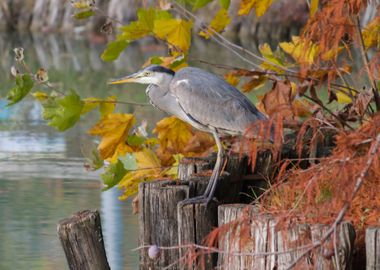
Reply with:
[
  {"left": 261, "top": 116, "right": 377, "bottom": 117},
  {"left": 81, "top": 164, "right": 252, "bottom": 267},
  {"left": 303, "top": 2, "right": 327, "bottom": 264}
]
[{"left": 170, "top": 67, "right": 267, "bottom": 134}]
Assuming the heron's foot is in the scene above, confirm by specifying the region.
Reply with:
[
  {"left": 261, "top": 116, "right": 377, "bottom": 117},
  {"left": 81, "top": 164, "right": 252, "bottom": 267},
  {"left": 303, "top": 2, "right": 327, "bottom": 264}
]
[{"left": 179, "top": 195, "right": 218, "bottom": 207}]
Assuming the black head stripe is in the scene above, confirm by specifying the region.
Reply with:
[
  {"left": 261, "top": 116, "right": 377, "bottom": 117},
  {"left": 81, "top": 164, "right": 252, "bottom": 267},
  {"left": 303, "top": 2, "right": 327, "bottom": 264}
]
[{"left": 146, "top": 65, "right": 175, "bottom": 76}]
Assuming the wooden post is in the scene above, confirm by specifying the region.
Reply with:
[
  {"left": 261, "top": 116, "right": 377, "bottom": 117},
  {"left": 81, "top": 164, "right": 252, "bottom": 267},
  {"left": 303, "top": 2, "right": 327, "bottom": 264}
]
[
  {"left": 217, "top": 204, "right": 260, "bottom": 270},
  {"left": 139, "top": 180, "right": 190, "bottom": 270},
  {"left": 311, "top": 222, "right": 356, "bottom": 270},
  {"left": 57, "top": 210, "right": 110, "bottom": 270},
  {"left": 178, "top": 156, "right": 214, "bottom": 181},
  {"left": 177, "top": 202, "right": 219, "bottom": 269},
  {"left": 366, "top": 226, "right": 380, "bottom": 270},
  {"left": 217, "top": 204, "right": 356, "bottom": 270}
]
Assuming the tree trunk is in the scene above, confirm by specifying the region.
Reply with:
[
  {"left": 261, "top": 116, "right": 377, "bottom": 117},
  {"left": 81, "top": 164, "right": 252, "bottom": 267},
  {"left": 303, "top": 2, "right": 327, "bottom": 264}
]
[{"left": 57, "top": 209, "right": 110, "bottom": 270}]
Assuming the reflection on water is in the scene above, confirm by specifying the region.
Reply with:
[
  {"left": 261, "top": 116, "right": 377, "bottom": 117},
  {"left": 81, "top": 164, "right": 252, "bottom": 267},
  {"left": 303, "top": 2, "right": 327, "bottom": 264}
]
[{"left": 0, "top": 32, "right": 260, "bottom": 269}]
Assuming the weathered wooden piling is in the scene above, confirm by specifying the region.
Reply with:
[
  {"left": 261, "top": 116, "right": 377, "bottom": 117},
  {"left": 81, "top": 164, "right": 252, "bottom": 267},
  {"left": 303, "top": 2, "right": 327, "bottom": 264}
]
[
  {"left": 139, "top": 180, "right": 190, "bottom": 269},
  {"left": 177, "top": 202, "right": 219, "bottom": 269},
  {"left": 366, "top": 226, "right": 380, "bottom": 270},
  {"left": 216, "top": 204, "right": 356, "bottom": 270},
  {"left": 57, "top": 209, "right": 110, "bottom": 270},
  {"left": 139, "top": 154, "right": 250, "bottom": 269}
]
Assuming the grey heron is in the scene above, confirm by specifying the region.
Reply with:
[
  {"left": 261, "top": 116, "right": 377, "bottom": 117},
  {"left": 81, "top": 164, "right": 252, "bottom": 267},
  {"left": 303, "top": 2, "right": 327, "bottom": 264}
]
[{"left": 109, "top": 65, "right": 269, "bottom": 204}]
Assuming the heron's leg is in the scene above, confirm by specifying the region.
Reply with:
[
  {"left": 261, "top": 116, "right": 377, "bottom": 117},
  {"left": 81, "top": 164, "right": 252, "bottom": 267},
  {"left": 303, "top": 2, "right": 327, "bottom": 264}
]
[
  {"left": 205, "top": 131, "right": 225, "bottom": 202},
  {"left": 180, "top": 130, "right": 224, "bottom": 206}
]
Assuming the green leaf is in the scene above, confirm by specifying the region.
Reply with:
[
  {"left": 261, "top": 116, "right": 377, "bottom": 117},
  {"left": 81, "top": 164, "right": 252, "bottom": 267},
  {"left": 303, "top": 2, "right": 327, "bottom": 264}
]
[
  {"left": 219, "top": 0, "right": 231, "bottom": 9},
  {"left": 101, "top": 160, "right": 127, "bottom": 191},
  {"left": 190, "top": 0, "right": 213, "bottom": 10},
  {"left": 6, "top": 74, "right": 34, "bottom": 106},
  {"left": 119, "top": 153, "right": 138, "bottom": 171},
  {"left": 73, "top": 9, "right": 95, "bottom": 20},
  {"left": 42, "top": 90, "right": 84, "bottom": 131},
  {"left": 81, "top": 140, "right": 104, "bottom": 171},
  {"left": 127, "top": 135, "right": 146, "bottom": 147},
  {"left": 119, "top": 8, "right": 172, "bottom": 41},
  {"left": 101, "top": 40, "right": 129, "bottom": 62}
]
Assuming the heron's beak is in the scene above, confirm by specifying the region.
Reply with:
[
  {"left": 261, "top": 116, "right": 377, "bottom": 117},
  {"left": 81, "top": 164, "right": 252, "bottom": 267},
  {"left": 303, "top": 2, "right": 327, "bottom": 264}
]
[{"left": 108, "top": 73, "right": 138, "bottom": 85}]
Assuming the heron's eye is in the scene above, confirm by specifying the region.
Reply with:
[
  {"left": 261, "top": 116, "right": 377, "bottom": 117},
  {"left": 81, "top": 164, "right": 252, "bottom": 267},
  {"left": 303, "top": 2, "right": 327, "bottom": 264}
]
[{"left": 144, "top": 71, "right": 151, "bottom": 76}]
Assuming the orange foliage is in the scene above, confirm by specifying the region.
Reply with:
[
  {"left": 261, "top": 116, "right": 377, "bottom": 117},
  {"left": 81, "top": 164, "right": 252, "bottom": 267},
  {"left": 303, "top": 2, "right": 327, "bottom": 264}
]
[{"left": 261, "top": 113, "right": 380, "bottom": 229}]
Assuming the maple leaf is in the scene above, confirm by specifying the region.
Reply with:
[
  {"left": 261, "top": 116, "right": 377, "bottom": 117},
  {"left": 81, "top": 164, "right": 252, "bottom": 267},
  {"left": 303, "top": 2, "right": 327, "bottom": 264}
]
[
  {"left": 280, "top": 36, "right": 318, "bottom": 65},
  {"left": 108, "top": 142, "right": 134, "bottom": 164},
  {"left": 183, "top": 131, "right": 215, "bottom": 155},
  {"left": 101, "top": 160, "right": 127, "bottom": 191},
  {"left": 153, "top": 116, "right": 193, "bottom": 154},
  {"left": 224, "top": 72, "right": 240, "bottom": 86},
  {"left": 144, "top": 54, "right": 188, "bottom": 71},
  {"left": 259, "top": 43, "right": 287, "bottom": 73},
  {"left": 260, "top": 80, "right": 293, "bottom": 118},
  {"left": 242, "top": 75, "right": 267, "bottom": 92},
  {"left": 32, "top": 91, "right": 48, "bottom": 102},
  {"left": 6, "top": 74, "right": 34, "bottom": 106},
  {"left": 154, "top": 19, "right": 193, "bottom": 52},
  {"left": 82, "top": 96, "right": 116, "bottom": 117},
  {"left": 199, "top": 8, "right": 231, "bottom": 39},
  {"left": 120, "top": 8, "right": 172, "bottom": 41},
  {"left": 41, "top": 90, "right": 84, "bottom": 131},
  {"left": 118, "top": 148, "right": 163, "bottom": 200},
  {"left": 101, "top": 40, "right": 129, "bottom": 62},
  {"left": 238, "top": 0, "right": 274, "bottom": 17},
  {"left": 362, "top": 15, "right": 380, "bottom": 49},
  {"left": 88, "top": 113, "right": 136, "bottom": 159}
]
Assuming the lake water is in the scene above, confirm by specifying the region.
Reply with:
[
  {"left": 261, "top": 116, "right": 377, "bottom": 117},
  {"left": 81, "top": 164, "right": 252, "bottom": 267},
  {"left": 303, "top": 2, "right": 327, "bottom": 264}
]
[{"left": 0, "top": 32, "right": 255, "bottom": 269}]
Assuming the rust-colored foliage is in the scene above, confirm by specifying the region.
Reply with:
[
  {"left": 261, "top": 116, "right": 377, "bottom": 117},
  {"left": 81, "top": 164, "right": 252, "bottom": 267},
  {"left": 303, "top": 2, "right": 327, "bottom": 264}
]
[
  {"left": 302, "top": 0, "right": 366, "bottom": 56},
  {"left": 263, "top": 113, "right": 380, "bottom": 228}
]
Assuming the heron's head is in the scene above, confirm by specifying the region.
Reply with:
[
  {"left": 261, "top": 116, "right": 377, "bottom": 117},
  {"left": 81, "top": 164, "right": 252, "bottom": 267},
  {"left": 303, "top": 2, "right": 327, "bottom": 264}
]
[{"left": 108, "top": 65, "right": 175, "bottom": 86}]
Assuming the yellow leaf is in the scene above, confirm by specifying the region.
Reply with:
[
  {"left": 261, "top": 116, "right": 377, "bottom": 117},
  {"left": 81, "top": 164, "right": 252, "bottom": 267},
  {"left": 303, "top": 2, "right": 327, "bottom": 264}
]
[
  {"left": 362, "top": 16, "right": 380, "bottom": 49},
  {"left": 321, "top": 47, "right": 343, "bottom": 61},
  {"left": 120, "top": 9, "right": 172, "bottom": 40},
  {"left": 144, "top": 54, "right": 188, "bottom": 71},
  {"left": 241, "top": 75, "right": 267, "bottom": 92},
  {"left": 82, "top": 97, "right": 101, "bottom": 115},
  {"left": 199, "top": 8, "right": 231, "bottom": 39},
  {"left": 82, "top": 96, "right": 117, "bottom": 116},
  {"left": 280, "top": 36, "right": 318, "bottom": 65},
  {"left": 153, "top": 116, "right": 193, "bottom": 154},
  {"left": 88, "top": 113, "right": 136, "bottom": 159},
  {"left": 336, "top": 91, "right": 353, "bottom": 104},
  {"left": 32, "top": 91, "right": 48, "bottom": 102},
  {"left": 153, "top": 19, "right": 193, "bottom": 52},
  {"left": 118, "top": 148, "right": 163, "bottom": 200},
  {"left": 165, "top": 154, "right": 183, "bottom": 178},
  {"left": 224, "top": 72, "right": 240, "bottom": 86},
  {"left": 309, "top": 0, "right": 318, "bottom": 17},
  {"left": 259, "top": 43, "right": 286, "bottom": 72},
  {"left": 108, "top": 142, "right": 133, "bottom": 164},
  {"left": 238, "top": 0, "right": 274, "bottom": 17},
  {"left": 99, "top": 96, "right": 116, "bottom": 117}
]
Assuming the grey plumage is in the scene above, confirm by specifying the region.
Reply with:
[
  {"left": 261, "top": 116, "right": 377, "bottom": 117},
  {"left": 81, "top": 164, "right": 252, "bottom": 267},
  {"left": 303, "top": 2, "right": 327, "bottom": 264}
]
[{"left": 109, "top": 65, "right": 269, "bottom": 204}]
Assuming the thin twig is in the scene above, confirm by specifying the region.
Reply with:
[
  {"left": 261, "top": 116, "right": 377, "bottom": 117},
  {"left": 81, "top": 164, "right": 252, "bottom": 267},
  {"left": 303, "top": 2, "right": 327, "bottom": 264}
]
[
  {"left": 354, "top": 15, "right": 380, "bottom": 110},
  {"left": 85, "top": 99, "right": 150, "bottom": 106},
  {"left": 133, "top": 242, "right": 315, "bottom": 257}
]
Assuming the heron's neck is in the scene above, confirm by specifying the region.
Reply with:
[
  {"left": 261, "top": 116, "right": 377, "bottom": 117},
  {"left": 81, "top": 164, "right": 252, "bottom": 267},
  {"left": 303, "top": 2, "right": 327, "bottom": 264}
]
[{"left": 147, "top": 73, "right": 173, "bottom": 94}]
